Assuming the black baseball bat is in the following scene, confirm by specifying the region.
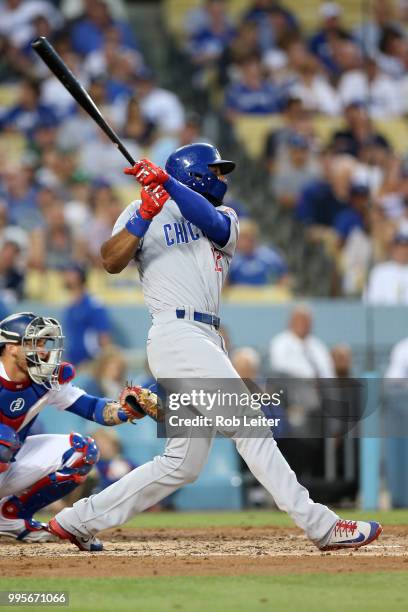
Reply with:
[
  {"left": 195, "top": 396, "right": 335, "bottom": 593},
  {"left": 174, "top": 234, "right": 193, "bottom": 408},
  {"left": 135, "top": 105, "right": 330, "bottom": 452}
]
[{"left": 31, "top": 36, "right": 136, "bottom": 165}]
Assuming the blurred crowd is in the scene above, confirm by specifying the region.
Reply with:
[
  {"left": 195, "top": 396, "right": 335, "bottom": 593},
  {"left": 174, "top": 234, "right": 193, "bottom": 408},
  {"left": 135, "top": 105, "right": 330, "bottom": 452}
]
[
  {"left": 182, "top": 0, "right": 408, "bottom": 299},
  {"left": 1, "top": 0, "right": 408, "bottom": 310},
  {"left": 0, "top": 0, "right": 189, "bottom": 309}
]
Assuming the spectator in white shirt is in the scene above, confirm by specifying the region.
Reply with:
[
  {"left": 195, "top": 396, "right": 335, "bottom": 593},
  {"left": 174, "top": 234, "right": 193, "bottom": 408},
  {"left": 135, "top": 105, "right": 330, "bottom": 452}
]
[
  {"left": 79, "top": 127, "right": 141, "bottom": 185},
  {"left": 231, "top": 347, "right": 261, "bottom": 382},
  {"left": 365, "top": 232, "right": 408, "bottom": 304},
  {"left": 83, "top": 25, "right": 144, "bottom": 80},
  {"left": 41, "top": 50, "right": 87, "bottom": 121},
  {"left": 269, "top": 305, "right": 335, "bottom": 378},
  {"left": 285, "top": 42, "right": 340, "bottom": 116},
  {"left": 385, "top": 336, "right": 408, "bottom": 378},
  {"left": 338, "top": 57, "right": 401, "bottom": 119},
  {"left": 134, "top": 68, "right": 185, "bottom": 135},
  {"left": 0, "top": 0, "right": 63, "bottom": 49}
]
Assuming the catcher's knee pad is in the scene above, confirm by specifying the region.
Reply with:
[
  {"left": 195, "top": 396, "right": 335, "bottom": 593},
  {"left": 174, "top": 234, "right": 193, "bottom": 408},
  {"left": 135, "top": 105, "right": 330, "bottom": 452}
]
[
  {"left": 61, "top": 432, "right": 100, "bottom": 477},
  {"left": 1, "top": 433, "right": 99, "bottom": 520}
]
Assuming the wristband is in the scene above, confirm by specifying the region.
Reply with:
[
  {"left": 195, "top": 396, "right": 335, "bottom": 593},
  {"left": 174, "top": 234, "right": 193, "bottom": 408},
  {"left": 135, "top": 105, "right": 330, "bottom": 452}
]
[
  {"left": 94, "top": 401, "right": 129, "bottom": 426},
  {"left": 117, "top": 409, "right": 129, "bottom": 422},
  {"left": 126, "top": 209, "right": 151, "bottom": 237}
]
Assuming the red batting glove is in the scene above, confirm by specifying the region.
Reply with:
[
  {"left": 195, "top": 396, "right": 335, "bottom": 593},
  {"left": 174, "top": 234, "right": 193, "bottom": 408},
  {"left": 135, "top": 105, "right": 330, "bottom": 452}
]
[
  {"left": 139, "top": 184, "right": 170, "bottom": 220},
  {"left": 124, "top": 158, "right": 169, "bottom": 187}
]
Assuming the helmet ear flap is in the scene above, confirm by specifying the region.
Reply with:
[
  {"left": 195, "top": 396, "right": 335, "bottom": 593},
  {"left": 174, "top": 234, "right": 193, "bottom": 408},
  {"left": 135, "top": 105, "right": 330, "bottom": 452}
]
[
  {"left": 184, "top": 171, "right": 227, "bottom": 203},
  {"left": 165, "top": 143, "right": 234, "bottom": 203}
]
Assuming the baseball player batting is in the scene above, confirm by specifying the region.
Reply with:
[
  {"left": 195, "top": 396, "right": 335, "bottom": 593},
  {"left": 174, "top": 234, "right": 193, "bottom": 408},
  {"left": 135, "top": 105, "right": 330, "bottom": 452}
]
[
  {"left": 0, "top": 312, "right": 159, "bottom": 549},
  {"left": 48, "top": 143, "right": 382, "bottom": 552}
]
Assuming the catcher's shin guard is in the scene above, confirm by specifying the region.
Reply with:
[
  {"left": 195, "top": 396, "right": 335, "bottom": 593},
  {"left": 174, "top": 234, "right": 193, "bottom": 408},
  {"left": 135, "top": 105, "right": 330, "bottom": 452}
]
[{"left": 1, "top": 433, "right": 99, "bottom": 520}]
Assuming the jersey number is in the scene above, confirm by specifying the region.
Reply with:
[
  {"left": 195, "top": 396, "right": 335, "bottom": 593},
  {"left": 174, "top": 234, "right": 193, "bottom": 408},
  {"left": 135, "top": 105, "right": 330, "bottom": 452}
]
[{"left": 212, "top": 247, "right": 223, "bottom": 272}]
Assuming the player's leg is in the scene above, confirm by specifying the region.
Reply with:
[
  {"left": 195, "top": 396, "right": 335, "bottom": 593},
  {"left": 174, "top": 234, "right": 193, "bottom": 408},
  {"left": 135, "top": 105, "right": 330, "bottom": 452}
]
[
  {"left": 233, "top": 435, "right": 337, "bottom": 542},
  {"left": 149, "top": 321, "right": 380, "bottom": 549},
  {"left": 52, "top": 435, "right": 213, "bottom": 539},
  {"left": 0, "top": 433, "right": 98, "bottom": 543},
  {"left": 50, "top": 319, "right": 380, "bottom": 551},
  {"left": 52, "top": 321, "right": 216, "bottom": 542}
]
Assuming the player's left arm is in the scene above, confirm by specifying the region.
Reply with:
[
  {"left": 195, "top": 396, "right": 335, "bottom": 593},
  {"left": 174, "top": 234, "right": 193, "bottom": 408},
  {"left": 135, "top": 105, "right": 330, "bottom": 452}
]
[
  {"left": 67, "top": 388, "right": 163, "bottom": 424},
  {"left": 49, "top": 372, "right": 162, "bottom": 425},
  {"left": 163, "top": 176, "right": 232, "bottom": 246},
  {"left": 48, "top": 382, "right": 130, "bottom": 426}
]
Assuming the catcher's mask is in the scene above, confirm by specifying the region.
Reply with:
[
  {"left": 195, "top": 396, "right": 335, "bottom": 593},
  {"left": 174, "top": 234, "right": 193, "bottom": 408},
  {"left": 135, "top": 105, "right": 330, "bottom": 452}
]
[
  {"left": 0, "top": 312, "right": 64, "bottom": 390},
  {"left": 165, "top": 142, "right": 236, "bottom": 206}
]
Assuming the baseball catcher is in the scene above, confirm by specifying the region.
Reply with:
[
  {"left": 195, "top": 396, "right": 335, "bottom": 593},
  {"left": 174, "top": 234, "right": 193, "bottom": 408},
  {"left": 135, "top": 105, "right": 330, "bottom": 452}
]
[{"left": 0, "top": 312, "right": 159, "bottom": 550}]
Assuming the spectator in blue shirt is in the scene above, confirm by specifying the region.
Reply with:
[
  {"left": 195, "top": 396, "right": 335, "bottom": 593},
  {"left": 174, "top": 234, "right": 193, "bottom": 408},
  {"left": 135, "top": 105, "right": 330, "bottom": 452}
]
[
  {"left": 295, "top": 153, "right": 354, "bottom": 227},
  {"left": 243, "top": 1, "right": 299, "bottom": 52},
  {"left": 188, "top": 0, "right": 235, "bottom": 68},
  {"left": 225, "top": 54, "right": 283, "bottom": 118},
  {"left": 332, "top": 182, "right": 370, "bottom": 241},
  {"left": 309, "top": 2, "right": 350, "bottom": 76},
  {"left": 3, "top": 164, "right": 42, "bottom": 231},
  {"left": 62, "top": 263, "right": 112, "bottom": 366},
  {"left": 296, "top": 179, "right": 344, "bottom": 227},
  {"left": 70, "top": 0, "right": 138, "bottom": 56},
  {"left": 0, "top": 78, "right": 58, "bottom": 139},
  {"left": 228, "top": 219, "right": 289, "bottom": 286}
]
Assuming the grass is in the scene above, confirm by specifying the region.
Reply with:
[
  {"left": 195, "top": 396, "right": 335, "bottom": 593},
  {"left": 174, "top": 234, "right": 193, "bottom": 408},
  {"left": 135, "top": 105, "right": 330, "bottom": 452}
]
[
  {"left": 121, "top": 508, "right": 408, "bottom": 530},
  {"left": 1, "top": 574, "right": 407, "bottom": 612}
]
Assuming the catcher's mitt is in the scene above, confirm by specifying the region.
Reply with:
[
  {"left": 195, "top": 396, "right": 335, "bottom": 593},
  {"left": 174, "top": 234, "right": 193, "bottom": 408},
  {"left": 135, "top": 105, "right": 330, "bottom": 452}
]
[{"left": 119, "top": 385, "right": 164, "bottom": 423}]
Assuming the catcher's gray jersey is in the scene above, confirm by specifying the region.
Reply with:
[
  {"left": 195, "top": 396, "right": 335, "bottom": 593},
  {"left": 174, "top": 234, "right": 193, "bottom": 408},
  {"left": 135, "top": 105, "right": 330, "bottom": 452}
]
[{"left": 112, "top": 199, "right": 239, "bottom": 315}]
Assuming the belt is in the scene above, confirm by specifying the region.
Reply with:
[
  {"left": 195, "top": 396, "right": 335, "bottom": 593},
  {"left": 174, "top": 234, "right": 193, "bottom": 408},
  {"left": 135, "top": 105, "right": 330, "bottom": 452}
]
[{"left": 176, "top": 308, "right": 220, "bottom": 329}]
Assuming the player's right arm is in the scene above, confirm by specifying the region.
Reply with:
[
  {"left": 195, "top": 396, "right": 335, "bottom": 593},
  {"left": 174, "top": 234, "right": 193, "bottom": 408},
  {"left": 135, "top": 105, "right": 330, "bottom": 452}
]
[
  {"left": 101, "top": 229, "right": 140, "bottom": 274},
  {"left": 101, "top": 185, "right": 169, "bottom": 274}
]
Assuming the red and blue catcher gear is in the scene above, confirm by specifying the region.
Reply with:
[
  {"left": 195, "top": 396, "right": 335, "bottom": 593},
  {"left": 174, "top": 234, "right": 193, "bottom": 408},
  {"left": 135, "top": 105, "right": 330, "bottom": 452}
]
[
  {"left": 0, "top": 424, "right": 20, "bottom": 473},
  {"left": 165, "top": 143, "right": 235, "bottom": 205},
  {"left": 57, "top": 362, "right": 75, "bottom": 385},
  {"left": 0, "top": 369, "right": 124, "bottom": 443},
  {"left": 1, "top": 433, "right": 99, "bottom": 522}
]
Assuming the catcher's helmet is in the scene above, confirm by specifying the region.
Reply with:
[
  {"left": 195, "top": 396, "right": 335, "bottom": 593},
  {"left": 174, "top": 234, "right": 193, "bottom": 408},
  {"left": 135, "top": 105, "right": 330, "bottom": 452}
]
[
  {"left": 165, "top": 143, "right": 235, "bottom": 205},
  {"left": 0, "top": 424, "right": 20, "bottom": 473},
  {"left": 0, "top": 312, "right": 64, "bottom": 389}
]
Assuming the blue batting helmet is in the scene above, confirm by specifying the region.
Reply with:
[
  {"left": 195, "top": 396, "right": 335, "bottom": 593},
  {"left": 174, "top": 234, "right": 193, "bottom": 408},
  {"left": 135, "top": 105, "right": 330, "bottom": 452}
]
[
  {"left": 165, "top": 143, "right": 235, "bottom": 204},
  {"left": 0, "top": 312, "right": 64, "bottom": 390},
  {"left": 0, "top": 424, "right": 20, "bottom": 473}
]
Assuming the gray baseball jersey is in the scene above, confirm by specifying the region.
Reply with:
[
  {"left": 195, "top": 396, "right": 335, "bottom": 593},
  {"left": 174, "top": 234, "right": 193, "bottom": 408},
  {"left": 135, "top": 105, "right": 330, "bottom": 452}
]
[
  {"left": 54, "top": 195, "right": 339, "bottom": 546},
  {"left": 112, "top": 199, "right": 239, "bottom": 315}
]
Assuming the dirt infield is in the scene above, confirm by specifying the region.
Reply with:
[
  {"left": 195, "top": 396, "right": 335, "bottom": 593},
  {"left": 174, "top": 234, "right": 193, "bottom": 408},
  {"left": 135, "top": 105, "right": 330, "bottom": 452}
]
[{"left": 1, "top": 526, "right": 407, "bottom": 578}]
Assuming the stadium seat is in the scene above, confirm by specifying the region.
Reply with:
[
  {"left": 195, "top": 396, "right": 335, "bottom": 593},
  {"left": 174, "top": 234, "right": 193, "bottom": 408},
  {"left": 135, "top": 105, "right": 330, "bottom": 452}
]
[
  {"left": 0, "top": 84, "right": 19, "bottom": 108},
  {"left": 26, "top": 269, "right": 145, "bottom": 305},
  {"left": 163, "top": 0, "right": 251, "bottom": 39},
  {"left": 0, "top": 132, "right": 27, "bottom": 163},
  {"left": 233, "top": 114, "right": 283, "bottom": 159},
  {"left": 373, "top": 119, "right": 408, "bottom": 154},
  {"left": 284, "top": 0, "right": 362, "bottom": 31},
  {"left": 313, "top": 116, "right": 344, "bottom": 146},
  {"left": 222, "top": 285, "right": 292, "bottom": 303}
]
